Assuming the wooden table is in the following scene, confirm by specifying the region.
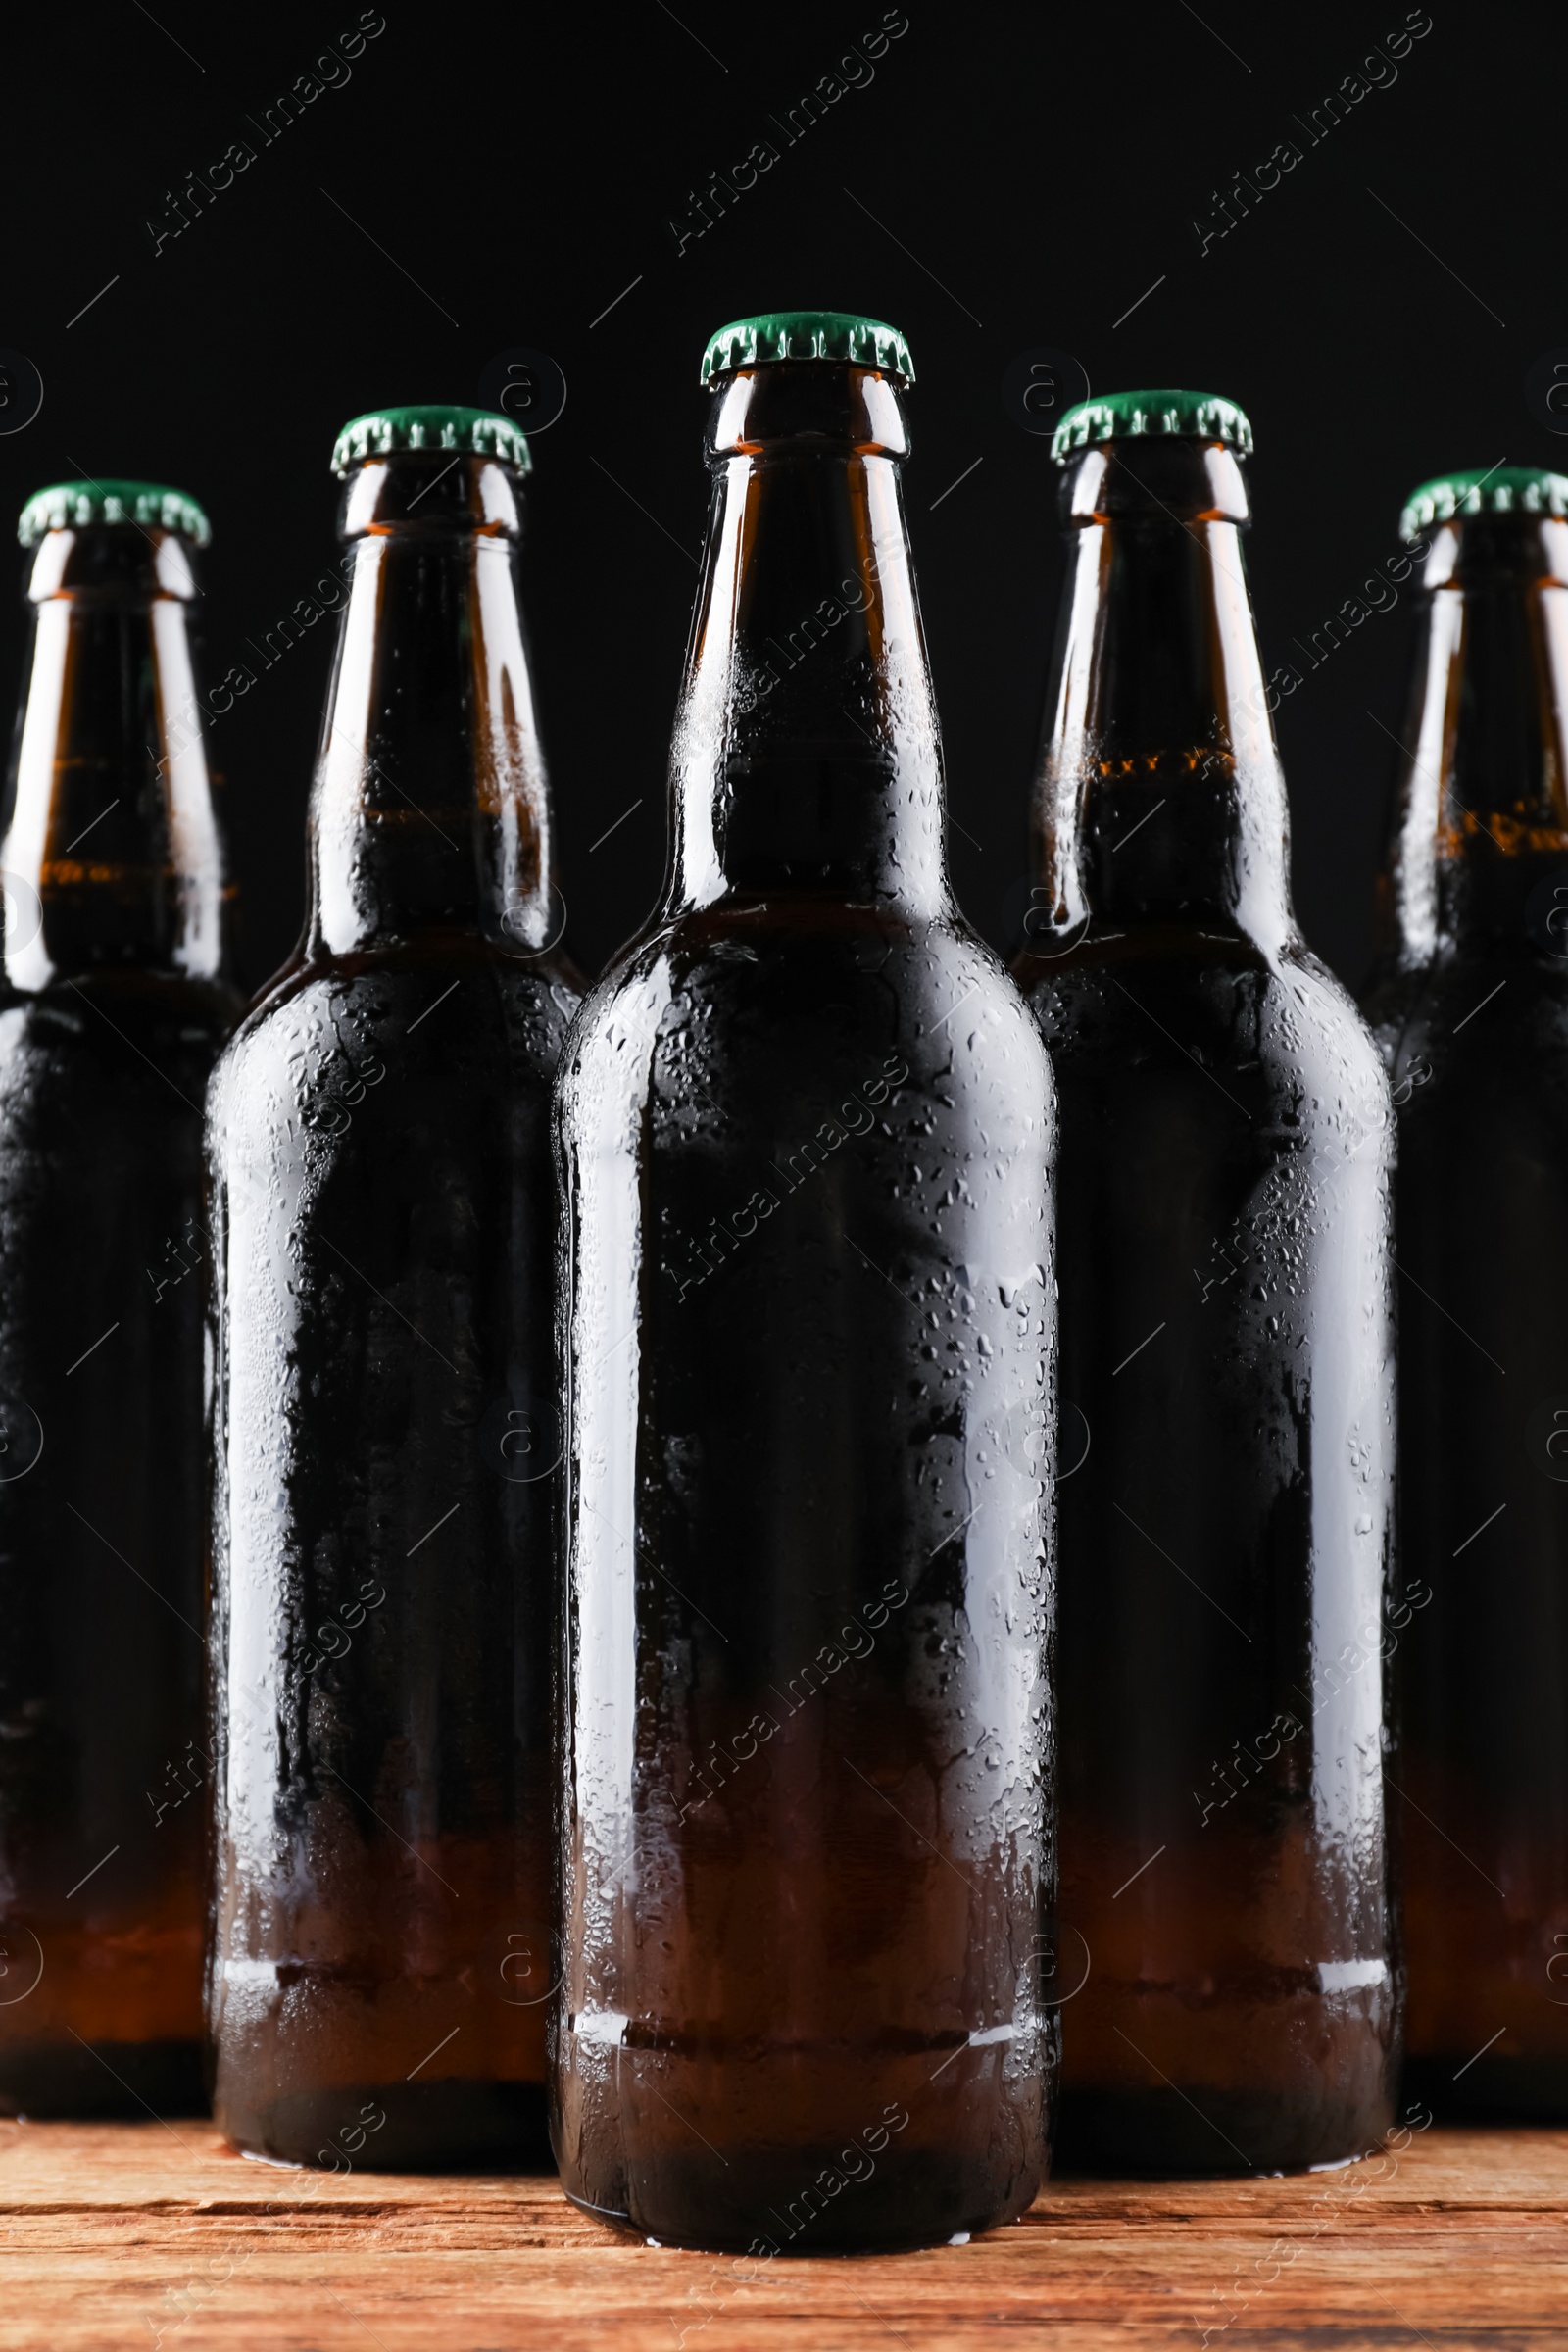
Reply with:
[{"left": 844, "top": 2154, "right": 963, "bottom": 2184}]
[{"left": 3, "top": 2120, "right": 1564, "bottom": 2349}]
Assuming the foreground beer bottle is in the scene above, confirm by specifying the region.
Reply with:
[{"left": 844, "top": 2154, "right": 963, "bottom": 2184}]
[
  {"left": 555, "top": 313, "right": 1057, "bottom": 2251},
  {"left": 1363, "top": 467, "right": 1568, "bottom": 2116},
  {"left": 208, "top": 408, "right": 579, "bottom": 2166},
  {"left": 0, "top": 480, "right": 235, "bottom": 2112},
  {"left": 1016, "top": 392, "right": 1398, "bottom": 2171}
]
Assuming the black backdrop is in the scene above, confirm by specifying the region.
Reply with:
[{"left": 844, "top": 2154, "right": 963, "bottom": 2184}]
[{"left": 2, "top": 0, "right": 1557, "bottom": 997}]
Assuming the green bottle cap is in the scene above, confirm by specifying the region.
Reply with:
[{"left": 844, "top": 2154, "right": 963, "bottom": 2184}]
[
  {"left": 330, "top": 405, "right": 532, "bottom": 479},
  {"left": 699, "top": 311, "right": 913, "bottom": 388},
  {"left": 1051, "top": 388, "right": 1253, "bottom": 465},
  {"left": 18, "top": 478, "right": 211, "bottom": 548},
  {"left": 1399, "top": 466, "right": 1568, "bottom": 543}
]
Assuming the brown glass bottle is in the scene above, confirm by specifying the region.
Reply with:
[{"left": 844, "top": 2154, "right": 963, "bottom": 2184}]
[
  {"left": 0, "top": 480, "right": 236, "bottom": 2114},
  {"left": 1015, "top": 393, "right": 1398, "bottom": 2173},
  {"left": 554, "top": 315, "right": 1057, "bottom": 2252},
  {"left": 1363, "top": 467, "right": 1568, "bottom": 2116},
  {"left": 207, "top": 409, "right": 580, "bottom": 2168}
]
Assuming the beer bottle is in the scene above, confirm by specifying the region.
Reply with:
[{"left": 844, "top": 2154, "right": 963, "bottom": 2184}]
[
  {"left": 1016, "top": 392, "right": 1398, "bottom": 2171},
  {"left": 207, "top": 409, "right": 580, "bottom": 2167},
  {"left": 0, "top": 479, "right": 236, "bottom": 2113},
  {"left": 1363, "top": 466, "right": 1568, "bottom": 2116},
  {"left": 554, "top": 313, "right": 1057, "bottom": 2251}
]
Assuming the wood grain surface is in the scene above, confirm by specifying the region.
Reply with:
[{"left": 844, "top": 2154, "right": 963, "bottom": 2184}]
[{"left": 2, "top": 2119, "right": 1564, "bottom": 2349}]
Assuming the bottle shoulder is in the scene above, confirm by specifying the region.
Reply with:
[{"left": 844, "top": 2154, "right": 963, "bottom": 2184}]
[
  {"left": 1016, "top": 924, "right": 1390, "bottom": 1147},
  {"left": 567, "top": 903, "right": 1048, "bottom": 1057},
  {"left": 226, "top": 935, "right": 580, "bottom": 1040},
  {"left": 0, "top": 966, "right": 236, "bottom": 1110},
  {"left": 1364, "top": 947, "right": 1568, "bottom": 1115},
  {"left": 212, "top": 938, "right": 581, "bottom": 1141},
  {"left": 559, "top": 903, "right": 1054, "bottom": 1138},
  {"left": 1019, "top": 923, "right": 1378, "bottom": 1037},
  {"left": 0, "top": 961, "right": 240, "bottom": 1021}
]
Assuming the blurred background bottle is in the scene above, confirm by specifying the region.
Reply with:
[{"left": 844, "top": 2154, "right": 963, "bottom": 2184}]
[
  {"left": 554, "top": 314, "right": 1057, "bottom": 2251},
  {"left": 1364, "top": 466, "right": 1568, "bottom": 2117},
  {"left": 0, "top": 479, "right": 235, "bottom": 2113},
  {"left": 207, "top": 409, "right": 579, "bottom": 2166},
  {"left": 1017, "top": 392, "right": 1398, "bottom": 2172}
]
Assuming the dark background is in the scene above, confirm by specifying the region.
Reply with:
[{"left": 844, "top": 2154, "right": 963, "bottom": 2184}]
[{"left": 2, "top": 0, "right": 1558, "bottom": 996}]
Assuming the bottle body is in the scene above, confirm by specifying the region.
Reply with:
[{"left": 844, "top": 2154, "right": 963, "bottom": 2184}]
[
  {"left": 553, "top": 353, "right": 1058, "bottom": 2249},
  {"left": 0, "top": 512, "right": 234, "bottom": 2113},
  {"left": 208, "top": 948, "right": 574, "bottom": 2162},
  {"left": 1016, "top": 426, "right": 1397, "bottom": 2172},
  {"left": 1364, "top": 493, "right": 1568, "bottom": 2115},
  {"left": 557, "top": 918, "right": 1054, "bottom": 2246},
  {"left": 1032, "top": 943, "right": 1397, "bottom": 2169},
  {"left": 207, "top": 440, "right": 579, "bottom": 2165}
]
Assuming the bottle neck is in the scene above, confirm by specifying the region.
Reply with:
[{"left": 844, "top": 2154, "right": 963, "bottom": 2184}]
[
  {"left": 668, "top": 361, "right": 949, "bottom": 919},
  {"left": 1, "top": 524, "right": 226, "bottom": 989},
  {"left": 1379, "top": 513, "right": 1568, "bottom": 963},
  {"left": 306, "top": 451, "right": 558, "bottom": 961},
  {"left": 1026, "top": 438, "right": 1295, "bottom": 957}
]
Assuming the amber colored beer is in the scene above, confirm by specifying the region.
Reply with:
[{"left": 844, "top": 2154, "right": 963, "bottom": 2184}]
[
  {"left": 554, "top": 318, "right": 1057, "bottom": 2250},
  {"left": 1017, "top": 394, "right": 1398, "bottom": 2172},
  {"left": 207, "top": 413, "right": 579, "bottom": 2165},
  {"left": 1364, "top": 467, "right": 1568, "bottom": 2116},
  {"left": 0, "top": 482, "right": 236, "bottom": 2113}
]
